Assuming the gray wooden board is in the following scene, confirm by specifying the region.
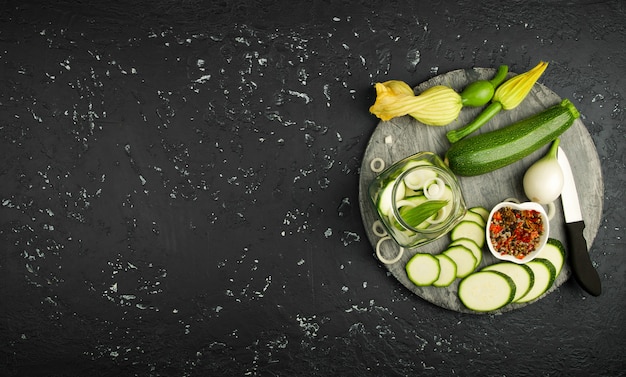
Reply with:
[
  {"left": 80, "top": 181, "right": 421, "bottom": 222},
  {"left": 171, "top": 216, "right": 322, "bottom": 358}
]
[{"left": 358, "top": 68, "right": 604, "bottom": 314}]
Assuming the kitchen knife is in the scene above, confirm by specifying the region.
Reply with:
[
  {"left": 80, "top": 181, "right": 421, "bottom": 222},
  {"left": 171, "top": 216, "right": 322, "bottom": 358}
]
[{"left": 557, "top": 147, "right": 601, "bottom": 296}]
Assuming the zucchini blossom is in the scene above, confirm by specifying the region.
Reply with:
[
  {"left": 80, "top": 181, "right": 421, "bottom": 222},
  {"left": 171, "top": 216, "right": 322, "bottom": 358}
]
[
  {"left": 493, "top": 61, "right": 549, "bottom": 110},
  {"left": 369, "top": 81, "right": 463, "bottom": 126}
]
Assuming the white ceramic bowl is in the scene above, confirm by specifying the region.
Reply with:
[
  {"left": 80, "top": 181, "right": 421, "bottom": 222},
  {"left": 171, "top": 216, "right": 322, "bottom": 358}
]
[{"left": 486, "top": 201, "right": 549, "bottom": 264}]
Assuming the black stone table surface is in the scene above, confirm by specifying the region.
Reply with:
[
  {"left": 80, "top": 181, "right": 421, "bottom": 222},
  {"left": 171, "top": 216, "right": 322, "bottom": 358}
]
[{"left": 1, "top": 1, "right": 624, "bottom": 376}]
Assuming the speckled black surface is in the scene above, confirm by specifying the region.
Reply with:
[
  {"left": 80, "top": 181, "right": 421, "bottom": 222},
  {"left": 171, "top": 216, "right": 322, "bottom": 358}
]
[{"left": 1, "top": 1, "right": 625, "bottom": 376}]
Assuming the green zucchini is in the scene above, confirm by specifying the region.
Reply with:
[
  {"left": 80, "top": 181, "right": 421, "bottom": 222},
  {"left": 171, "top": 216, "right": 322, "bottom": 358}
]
[{"left": 444, "top": 99, "right": 580, "bottom": 176}]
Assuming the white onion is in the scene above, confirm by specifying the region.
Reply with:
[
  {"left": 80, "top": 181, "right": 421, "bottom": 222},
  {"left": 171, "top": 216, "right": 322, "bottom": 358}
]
[
  {"left": 523, "top": 139, "right": 564, "bottom": 204},
  {"left": 375, "top": 236, "right": 404, "bottom": 264},
  {"left": 423, "top": 177, "right": 446, "bottom": 199}
]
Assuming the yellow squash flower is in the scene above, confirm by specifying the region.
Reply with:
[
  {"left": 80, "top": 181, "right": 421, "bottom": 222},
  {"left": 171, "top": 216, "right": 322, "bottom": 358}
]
[
  {"left": 369, "top": 80, "right": 418, "bottom": 121},
  {"left": 369, "top": 81, "right": 463, "bottom": 126},
  {"left": 408, "top": 86, "right": 463, "bottom": 126},
  {"left": 493, "top": 61, "right": 549, "bottom": 110}
]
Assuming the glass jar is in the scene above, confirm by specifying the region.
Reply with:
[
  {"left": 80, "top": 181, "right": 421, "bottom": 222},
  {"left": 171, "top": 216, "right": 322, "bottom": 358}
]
[{"left": 368, "top": 152, "right": 467, "bottom": 248}]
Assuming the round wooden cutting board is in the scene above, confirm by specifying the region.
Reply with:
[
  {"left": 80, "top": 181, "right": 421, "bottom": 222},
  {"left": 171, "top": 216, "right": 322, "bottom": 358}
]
[{"left": 358, "top": 68, "right": 604, "bottom": 314}]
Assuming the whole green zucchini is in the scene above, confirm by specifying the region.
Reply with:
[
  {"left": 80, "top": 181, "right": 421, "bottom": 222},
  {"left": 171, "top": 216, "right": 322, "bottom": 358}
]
[{"left": 444, "top": 99, "right": 579, "bottom": 176}]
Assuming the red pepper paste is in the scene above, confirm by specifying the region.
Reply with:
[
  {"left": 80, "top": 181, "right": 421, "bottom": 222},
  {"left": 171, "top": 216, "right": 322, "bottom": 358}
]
[{"left": 489, "top": 206, "right": 544, "bottom": 259}]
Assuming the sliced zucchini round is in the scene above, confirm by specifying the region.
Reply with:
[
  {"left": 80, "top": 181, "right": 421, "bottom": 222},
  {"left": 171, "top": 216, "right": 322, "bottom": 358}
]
[
  {"left": 459, "top": 270, "right": 516, "bottom": 312},
  {"left": 433, "top": 254, "right": 457, "bottom": 287},
  {"left": 405, "top": 253, "right": 440, "bottom": 286},
  {"left": 448, "top": 237, "right": 483, "bottom": 269},
  {"left": 469, "top": 206, "right": 490, "bottom": 223},
  {"left": 450, "top": 220, "right": 485, "bottom": 248},
  {"left": 516, "top": 259, "right": 556, "bottom": 303},
  {"left": 461, "top": 210, "right": 487, "bottom": 227},
  {"left": 537, "top": 238, "right": 566, "bottom": 276},
  {"left": 482, "top": 262, "right": 535, "bottom": 303},
  {"left": 443, "top": 245, "right": 477, "bottom": 278}
]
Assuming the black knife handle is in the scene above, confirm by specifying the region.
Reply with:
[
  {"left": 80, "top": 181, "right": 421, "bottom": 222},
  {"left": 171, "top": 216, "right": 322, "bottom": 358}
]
[{"left": 565, "top": 221, "right": 602, "bottom": 296}]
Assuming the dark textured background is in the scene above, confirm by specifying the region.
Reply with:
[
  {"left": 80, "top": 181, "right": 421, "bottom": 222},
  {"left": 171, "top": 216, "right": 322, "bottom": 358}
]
[{"left": 1, "top": 1, "right": 624, "bottom": 376}]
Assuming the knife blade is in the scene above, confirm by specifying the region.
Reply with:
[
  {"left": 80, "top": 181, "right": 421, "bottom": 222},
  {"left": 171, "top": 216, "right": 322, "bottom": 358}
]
[{"left": 557, "top": 147, "right": 601, "bottom": 296}]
